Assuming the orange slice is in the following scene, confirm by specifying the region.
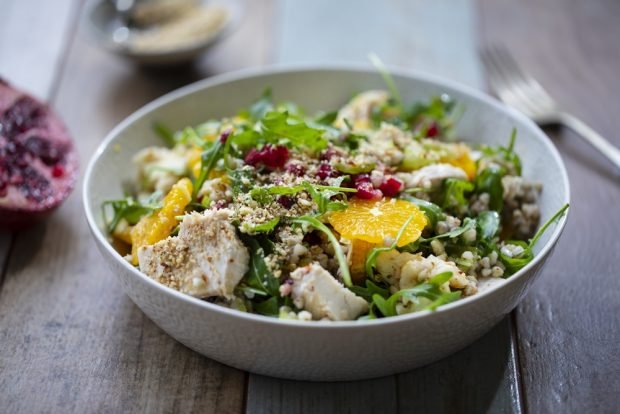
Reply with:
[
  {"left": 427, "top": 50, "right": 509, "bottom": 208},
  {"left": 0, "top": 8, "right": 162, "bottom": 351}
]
[
  {"left": 349, "top": 238, "right": 375, "bottom": 283},
  {"left": 130, "top": 178, "right": 193, "bottom": 264},
  {"left": 329, "top": 198, "right": 427, "bottom": 247}
]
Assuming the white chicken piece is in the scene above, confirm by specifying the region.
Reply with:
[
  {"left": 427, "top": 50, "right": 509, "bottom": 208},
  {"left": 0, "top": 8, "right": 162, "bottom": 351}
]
[
  {"left": 133, "top": 146, "right": 187, "bottom": 193},
  {"left": 376, "top": 251, "right": 476, "bottom": 295},
  {"left": 334, "top": 90, "right": 389, "bottom": 130},
  {"left": 290, "top": 263, "right": 368, "bottom": 321},
  {"left": 396, "top": 163, "right": 467, "bottom": 190},
  {"left": 138, "top": 210, "right": 249, "bottom": 299}
]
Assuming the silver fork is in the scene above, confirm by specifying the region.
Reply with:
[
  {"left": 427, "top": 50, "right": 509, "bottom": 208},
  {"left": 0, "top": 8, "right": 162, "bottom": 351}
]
[{"left": 481, "top": 46, "right": 620, "bottom": 170}]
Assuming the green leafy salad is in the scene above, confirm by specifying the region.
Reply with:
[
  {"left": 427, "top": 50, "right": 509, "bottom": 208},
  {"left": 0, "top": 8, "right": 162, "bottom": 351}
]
[{"left": 103, "top": 72, "right": 568, "bottom": 321}]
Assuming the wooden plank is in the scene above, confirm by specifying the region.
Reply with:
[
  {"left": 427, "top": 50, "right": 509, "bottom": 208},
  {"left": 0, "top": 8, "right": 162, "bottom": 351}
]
[
  {"left": 479, "top": 0, "right": 620, "bottom": 412},
  {"left": 247, "top": 376, "right": 398, "bottom": 414},
  {"left": 397, "top": 318, "right": 522, "bottom": 413},
  {"left": 246, "top": 2, "right": 521, "bottom": 413},
  {"left": 0, "top": 0, "right": 275, "bottom": 412}
]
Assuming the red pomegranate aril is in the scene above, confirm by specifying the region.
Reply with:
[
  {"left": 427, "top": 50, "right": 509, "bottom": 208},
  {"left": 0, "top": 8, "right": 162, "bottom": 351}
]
[
  {"left": 379, "top": 177, "right": 403, "bottom": 197},
  {"left": 51, "top": 164, "right": 64, "bottom": 178},
  {"left": 244, "top": 144, "right": 289, "bottom": 170},
  {"left": 355, "top": 181, "right": 383, "bottom": 200},
  {"left": 277, "top": 195, "right": 294, "bottom": 209},
  {"left": 316, "top": 163, "right": 333, "bottom": 180},
  {"left": 426, "top": 122, "right": 439, "bottom": 138},
  {"left": 286, "top": 162, "right": 305, "bottom": 176},
  {"left": 219, "top": 129, "right": 232, "bottom": 143},
  {"left": 353, "top": 173, "right": 371, "bottom": 184}
]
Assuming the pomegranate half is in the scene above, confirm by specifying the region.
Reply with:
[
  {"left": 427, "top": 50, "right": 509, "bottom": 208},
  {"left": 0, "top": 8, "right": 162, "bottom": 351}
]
[{"left": 0, "top": 79, "right": 78, "bottom": 230}]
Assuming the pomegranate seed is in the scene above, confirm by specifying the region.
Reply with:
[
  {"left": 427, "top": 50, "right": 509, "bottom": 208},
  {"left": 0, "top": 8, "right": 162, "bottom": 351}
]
[
  {"left": 355, "top": 181, "right": 383, "bottom": 200},
  {"left": 286, "top": 162, "right": 305, "bottom": 176},
  {"left": 244, "top": 144, "right": 289, "bottom": 170},
  {"left": 379, "top": 177, "right": 403, "bottom": 197},
  {"left": 353, "top": 174, "right": 371, "bottom": 184},
  {"left": 51, "top": 164, "right": 64, "bottom": 178},
  {"left": 219, "top": 129, "right": 232, "bottom": 143},
  {"left": 277, "top": 195, "right": 294, "bottom": 209},
  {"left": 320, "top": 148, "right": 336, "bottom": 161},
  {"left": 426, "top": 122, "right": 439, "bottom": 138},
  {"left": 316, "top": 162, "right": 337, "bottom": 180}
]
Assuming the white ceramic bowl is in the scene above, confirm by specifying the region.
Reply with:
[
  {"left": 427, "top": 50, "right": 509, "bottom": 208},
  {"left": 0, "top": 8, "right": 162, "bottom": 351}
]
[{"left": 83, "top": 65, "right": 570, "bottom": 381}]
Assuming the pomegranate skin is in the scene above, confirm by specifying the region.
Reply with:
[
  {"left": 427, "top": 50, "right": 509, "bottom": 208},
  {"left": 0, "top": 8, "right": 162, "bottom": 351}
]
[{"left": 0, "top": 79, "right": 78, "bottom": 231}]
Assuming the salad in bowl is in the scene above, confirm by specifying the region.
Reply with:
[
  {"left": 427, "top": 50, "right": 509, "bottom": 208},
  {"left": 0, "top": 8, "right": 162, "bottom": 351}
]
[{"left": 103, "top": 78, "right": 567, "bottom": 322}]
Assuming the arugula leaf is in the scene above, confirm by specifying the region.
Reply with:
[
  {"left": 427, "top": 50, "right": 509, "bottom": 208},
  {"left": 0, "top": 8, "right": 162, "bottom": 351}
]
[
  {"left": 292, "top": 216, "right": 352, "bottom": 287},
  {"left": 242, "top": 217, "right": 280, "bottom": 234},
  {"left": 441, "top": 178, "right": 474, "bottom": 211},
  {"left": 229, "top": 129, "right": 262, "bottom": 152},
  {"left": 474, "top": 166, "right": 505, "bottom": 212},
  {"left": 102, "top": 194, "right": 162, "bottom": 233},
  {"left": 371, "top": 271, "right": 461, "bottom": 317},
  {"left": 365, "top": 213, "right": 418, "bottom": 279},
  {"left": 369, "top": 53, "right": 403, "bottom": 109},
  {"left": 314, "top": 110, "right": 338, "bottom": 125},
  {"left": 240, "top": 236, "right": 280, "bottom": 297},
  {"left": 334, "top": 162, "right": 376, "bottom": 175},
  {"left": 152, "top": 122, "right": 176, "bottom": 147},
  {"left": 192, "top": 139, "right": 225, "bottom": 199},
  {"left": 479, "top": 128, "right": 523, "bottom": 176},
  {"left": 402, "top": 196, "right": 445, "bottom": 229},
  {"left": 176, "top": 126, "right": 203, "bottom": 147},
  {"left": 253, "top": 296, "right": 280, "bottom": 316},
  {"left": 301, "top": 180, "right": 354, "bottom": 215},
  {"left": 260, "top": 111, "right": 328, "bottom": 154},
  {"left": 477, "top": 210, "right": 501, "bottom": 241},
  {"left": 229, "top": 167, "right": 254, "bottom": 197},
  {"left": 249, "top": 187, "right": 273, "bottom": 204},
  {"left": 348, "top": 279, "right": 390, "bottom": 302},
  {"left": 248, "top": 88, "right": 274, "bottom": 121},
  {"left": 500, "top": 203, "right": 569, "bottom": 275},
  {"left": 401, "top": 217, "right": 477, "bottom": 253}
]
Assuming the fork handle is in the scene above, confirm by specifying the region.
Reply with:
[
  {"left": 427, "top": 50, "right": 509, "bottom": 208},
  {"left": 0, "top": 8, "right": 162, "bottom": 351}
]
[{"left": 559, "top": 112, "right": 620, "bottom": 170}]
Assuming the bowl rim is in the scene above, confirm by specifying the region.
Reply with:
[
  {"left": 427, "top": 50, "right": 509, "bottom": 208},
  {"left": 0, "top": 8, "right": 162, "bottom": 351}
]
[
  {"left": 83, "top": 62, "right": 570, "bottom": 329},
  {"left": 85, "top": 0, "right": 244, "bottom": 58}
]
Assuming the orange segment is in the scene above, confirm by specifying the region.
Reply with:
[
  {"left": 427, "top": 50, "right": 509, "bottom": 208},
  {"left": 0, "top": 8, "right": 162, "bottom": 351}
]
[
  {"left": 448, "top": 150, "right": 477, "bottom": 180},
  {"left": 349, "top": 238, "right": 375, "bottom": 283},
  {"left": 187, "top": 147, "right": 202, "bottom": 179},
  {"left": 329, "top": 198, "right": 427, "bottom": 247},
  {"left": 130, "top": 178, "right": 193, "bottom": 265}
]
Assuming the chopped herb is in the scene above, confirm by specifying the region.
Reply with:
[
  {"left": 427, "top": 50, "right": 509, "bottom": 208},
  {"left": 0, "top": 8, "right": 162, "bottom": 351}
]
[{"left": 152, "top": 122, "right": 176, "bottom": 147}]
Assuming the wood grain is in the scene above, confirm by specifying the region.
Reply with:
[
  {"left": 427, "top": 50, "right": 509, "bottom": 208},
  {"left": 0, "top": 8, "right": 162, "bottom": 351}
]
[
  {"left": 479, "top": 0, "right": 620, "bottom": 412},
  {"left": 0, "top": 0, "right": 275, "bottom": 412}
]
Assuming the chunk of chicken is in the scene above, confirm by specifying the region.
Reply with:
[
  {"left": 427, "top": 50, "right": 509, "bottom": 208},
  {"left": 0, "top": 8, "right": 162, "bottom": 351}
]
[
  {"left": 334, "top": 90, "right": 389, "bottom": 130},
  {"left": 138, "top": 210, "right": 249, "bottom": 299},
  {"left": 376, "top": 251, "right": 477, "bottom": 295},
  {"left": 396, "top": 163, "right": 467, "bottom": 190},
  {"left": 290, "top": 263, "right": 369, "bottom": 321}
]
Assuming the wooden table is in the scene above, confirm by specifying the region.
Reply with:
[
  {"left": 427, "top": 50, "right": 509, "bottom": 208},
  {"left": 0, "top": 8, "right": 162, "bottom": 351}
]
[{"left": 1, "top": 0, "right": 619, "bottom": 412}]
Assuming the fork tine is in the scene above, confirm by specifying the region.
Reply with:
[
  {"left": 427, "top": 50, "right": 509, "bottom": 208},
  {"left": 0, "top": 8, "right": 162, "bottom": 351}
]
[
  {"left": 488, "top": 46, "right": 556, "bottom": 109},
  {"left": 481, "top": 47, "right": 541, "bottom": 114}
]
